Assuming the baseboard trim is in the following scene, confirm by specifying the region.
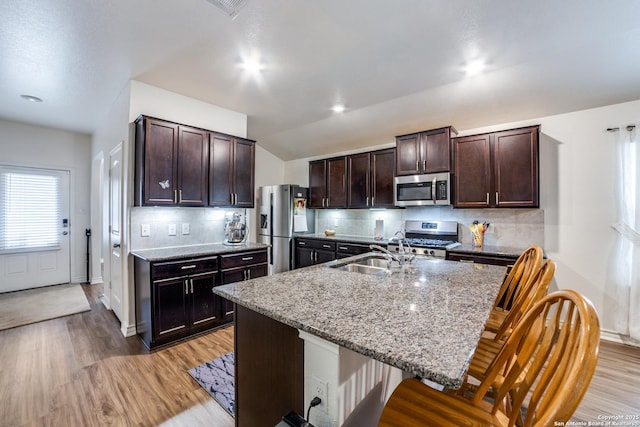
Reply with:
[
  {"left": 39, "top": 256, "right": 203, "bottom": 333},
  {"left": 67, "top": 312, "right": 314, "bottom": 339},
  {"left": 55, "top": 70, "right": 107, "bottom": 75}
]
[
  {"left": 600, "top": 329, "right": 640, "bottom": 347},
  {"left": 121, "top": 323, "right": 137, "bottom": 338},
  {"left": 90, "top": 276, "right": 103, "bottom": 285}
]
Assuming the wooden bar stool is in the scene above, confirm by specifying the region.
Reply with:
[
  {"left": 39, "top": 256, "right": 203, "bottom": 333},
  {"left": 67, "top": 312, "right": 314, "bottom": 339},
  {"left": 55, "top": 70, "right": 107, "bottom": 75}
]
[{"left": 378, "top": 290, "right": 600, "bottom": 427}]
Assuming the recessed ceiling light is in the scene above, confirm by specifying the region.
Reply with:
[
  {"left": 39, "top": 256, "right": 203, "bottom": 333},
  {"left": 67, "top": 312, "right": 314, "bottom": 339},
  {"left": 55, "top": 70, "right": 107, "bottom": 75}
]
[
  {"left": 240, "top": 57, "right": 264, "bottom": 73},
  {"left": 331, "top": 104, "right": 345, "bottom": 113},
  {"left": 20, "top": 94, "right": 43, "bottom": 103},
  {"left": 464, "top": 59, "right": 486, "bottom": 77}
]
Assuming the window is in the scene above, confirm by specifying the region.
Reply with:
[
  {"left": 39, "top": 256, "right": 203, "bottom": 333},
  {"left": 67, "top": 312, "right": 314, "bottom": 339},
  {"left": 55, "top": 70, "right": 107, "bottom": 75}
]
[{"left": 0, "top": 166, "right": 65, "bottom": 253}]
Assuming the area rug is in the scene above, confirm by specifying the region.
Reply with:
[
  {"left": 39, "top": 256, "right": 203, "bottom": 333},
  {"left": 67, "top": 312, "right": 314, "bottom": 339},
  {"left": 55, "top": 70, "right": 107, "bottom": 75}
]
[
  {"left": 0, "top": 283, "right": 91, "bottom": 331},
  {"left": 188, "top": 352, "right": 235, "bottom": 417}
]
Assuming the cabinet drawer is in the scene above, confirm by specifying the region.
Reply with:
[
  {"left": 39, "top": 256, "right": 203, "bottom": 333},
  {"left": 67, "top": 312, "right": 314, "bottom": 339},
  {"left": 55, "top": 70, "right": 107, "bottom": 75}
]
[
  {"left": 151, "top": 256, "right": 218, "bottom": 281},
  {"left": 446, "top": 252, "right": 517, "bottom": 267},
  {"left": 336, "top": 242, "right": 374, "bottom": 256},
  {"left": 220, "top": 250, "right": 268, "bottom": 269},
  {"left": 296, "top": 239, "right": 336, "bottom": 251}
]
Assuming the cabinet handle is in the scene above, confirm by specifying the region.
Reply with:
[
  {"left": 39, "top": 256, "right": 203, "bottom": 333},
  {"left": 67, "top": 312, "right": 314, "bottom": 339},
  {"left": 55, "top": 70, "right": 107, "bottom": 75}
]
[
  {"left": 423, "top": 159, "right": 427, "bottom": 171},
  {"left": 247, "top": 268, "right": 251, "bottom": 280},
  {"left": 322, "top": 244, "right": 331, "bottom": 248},
  {"left": 416, "top": 160, "right": 419, "bottom": 171},
  {"left": 496, "top": 192, "right": 499, "bottom": 205},
  {"left": 314, "top": 251, "right": 318, "bottom": 262},
  {"left": 339, "top": 246, "right": 348, "bottom": 250},
  {"left": 181, "top": 265, "right": 197, "bottom": 270},
  {"left": 242, "top": 256, "right": 253, "bottom": 261},
  {"left": 299, "top": 241, "right": 306, "bottom": 246},
  {"left": 174, "top": 190, "right": 178, "bottom": 204},
  {"left": 234, "top": 193, "right": 238, "bottom": 205},
  {"left": 243, "top": 269, "right": 247, "bottom": 280},
  {"left": 366, "top": 196, "right": 369, "bottom": 206},
  {"left": 184, "top": 280, "right": 189, "bottom": 295},
  {"left": 486, "top": 192, "right": 490, "bottom": 206},
  {"left": 372, "top": 196, "right": 375, "bottom": 207},
  {"left": 310, "top": 251, "right": 314, "bottom": 263},
  {"left": 190, "top": 279, "right": 194, "bottom": 294},
  {"left": 230, "top": 193, "right": 234, "bottom": 204},
  {"left": 178, "top": 190, "right": 182, "bottom": 204}
]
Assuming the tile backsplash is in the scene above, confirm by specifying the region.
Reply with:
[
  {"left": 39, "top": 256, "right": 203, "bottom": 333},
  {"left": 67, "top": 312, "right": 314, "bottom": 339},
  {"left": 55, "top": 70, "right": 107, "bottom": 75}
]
[
  {"left": 317, "top": 206, "right": 544, "bottom": 248},
  {"left": 130, "top": 206, "right": 248, "bottom": 250}
]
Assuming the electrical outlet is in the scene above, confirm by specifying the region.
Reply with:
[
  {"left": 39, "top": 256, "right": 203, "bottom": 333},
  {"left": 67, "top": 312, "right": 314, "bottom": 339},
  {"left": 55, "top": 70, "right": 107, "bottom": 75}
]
[
  {"left": 311, "top": 375, "right": 328, "bottom": 413},
  {"left": 181, "top": 223, "right": 190, "bottom": 235},
  {"left": 141, "top": 224, "right": 150, "bottom": 237},
  {"left": 168, "top": 224, "right": 177, "bottom": 236}
]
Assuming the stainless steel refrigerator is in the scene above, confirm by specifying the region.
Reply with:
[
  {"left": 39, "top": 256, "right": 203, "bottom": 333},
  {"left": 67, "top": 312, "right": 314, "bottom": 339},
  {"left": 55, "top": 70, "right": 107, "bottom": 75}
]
[{"left": 258, "top": 185, "right": 315, "bottom": 275}]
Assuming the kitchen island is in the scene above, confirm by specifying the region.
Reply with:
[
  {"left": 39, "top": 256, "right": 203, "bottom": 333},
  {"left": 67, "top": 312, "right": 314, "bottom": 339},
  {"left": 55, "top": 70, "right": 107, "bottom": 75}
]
[{"left": 214, "top": 253, "right": 506, "bottom": 426}]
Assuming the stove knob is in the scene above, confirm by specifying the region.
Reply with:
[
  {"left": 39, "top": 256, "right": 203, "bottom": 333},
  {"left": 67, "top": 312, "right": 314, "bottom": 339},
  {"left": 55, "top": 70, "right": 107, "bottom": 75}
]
[
  {"left": 412, "top": 248, "right": 417, "bottom": 253},
  {"left": 429, "top": 250, "right": 435, "bottom": 256}
]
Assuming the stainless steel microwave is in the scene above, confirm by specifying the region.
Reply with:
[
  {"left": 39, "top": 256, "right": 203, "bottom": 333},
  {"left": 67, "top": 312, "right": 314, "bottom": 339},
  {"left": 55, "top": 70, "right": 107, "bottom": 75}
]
[{"left": 394, "top": 172, "right": 451, "bottom": 206}]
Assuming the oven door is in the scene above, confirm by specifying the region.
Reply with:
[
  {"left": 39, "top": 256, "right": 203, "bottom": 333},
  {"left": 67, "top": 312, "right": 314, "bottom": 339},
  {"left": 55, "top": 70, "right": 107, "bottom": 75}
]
[{"left": 394, "top": 173, "right": 450, "bottom": 206}]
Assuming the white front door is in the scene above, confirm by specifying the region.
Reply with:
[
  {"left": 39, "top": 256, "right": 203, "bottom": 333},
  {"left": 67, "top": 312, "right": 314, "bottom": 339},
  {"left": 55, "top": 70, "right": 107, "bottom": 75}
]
[
  {"left": 109, "top": 144, "right": 123, "bottom": 320},
  {"left": 0, "top": 166, "right": 71, "bottom": 292}
]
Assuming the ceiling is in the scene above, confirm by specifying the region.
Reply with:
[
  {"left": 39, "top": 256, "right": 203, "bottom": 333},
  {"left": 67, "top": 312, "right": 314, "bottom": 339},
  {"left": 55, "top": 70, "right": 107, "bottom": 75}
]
[{"left": 1, "top": 0, "right": 640, "bottom": 161}]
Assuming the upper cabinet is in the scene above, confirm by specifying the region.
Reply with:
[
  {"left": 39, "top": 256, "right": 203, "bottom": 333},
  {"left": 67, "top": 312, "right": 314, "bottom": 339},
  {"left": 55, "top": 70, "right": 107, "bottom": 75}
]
[
  {"left": 347, "top": 148, "right": 396, "bottom": 208},
  {"left": 309, "top": 157, "right": 347, "bottom": 208},
  {"left": 134, "top": 115, "right": 255, "bottom": 208},
  {"left": 209, "top": 133, "right": 255, "bottom": 208},
  {"left": 395, "top": 126, "right": 457, "bottom": 176},
  {"left": 135, "top": 116, "right": 208, "bottom": 206},
  {"left": 453, "top": 125, "right": 539, "bottom": 208}
]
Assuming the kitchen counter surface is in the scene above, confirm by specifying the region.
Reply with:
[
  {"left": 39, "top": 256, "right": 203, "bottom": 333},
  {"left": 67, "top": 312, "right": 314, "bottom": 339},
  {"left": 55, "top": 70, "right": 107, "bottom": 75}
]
[
  {"left": 298, "top": 233, "right": 390, "bottom": 245},
  {"left": 448, "top": 244, "right": 529, "bottom": 258},
  {"left": 213, "top": 253, "right": 506, "bottom": 388},
  {"left": 130, "top": 242, "right": 269, "bottom": 262}
]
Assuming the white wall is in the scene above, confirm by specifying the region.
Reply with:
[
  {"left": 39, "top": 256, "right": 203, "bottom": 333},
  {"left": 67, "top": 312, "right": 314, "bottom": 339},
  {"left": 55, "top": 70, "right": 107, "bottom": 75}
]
[
  {"left": 0, "top": 119, "right": 92, "bottom": 283},
  {"left": 283, "top": 99, "right": 640, "bottom": 335}
]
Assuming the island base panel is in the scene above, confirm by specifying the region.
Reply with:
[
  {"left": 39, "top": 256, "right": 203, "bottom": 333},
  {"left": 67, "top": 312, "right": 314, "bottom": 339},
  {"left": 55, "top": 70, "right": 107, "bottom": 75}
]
[{"left": 234, "top": 304, "right": 304, "bottom": 427}]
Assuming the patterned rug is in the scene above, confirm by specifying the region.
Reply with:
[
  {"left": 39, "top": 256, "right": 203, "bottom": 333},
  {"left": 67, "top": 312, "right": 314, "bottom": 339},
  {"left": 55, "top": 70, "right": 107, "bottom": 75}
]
[{"left": 188, "top": 352, "right": 235, "bottom": 416}]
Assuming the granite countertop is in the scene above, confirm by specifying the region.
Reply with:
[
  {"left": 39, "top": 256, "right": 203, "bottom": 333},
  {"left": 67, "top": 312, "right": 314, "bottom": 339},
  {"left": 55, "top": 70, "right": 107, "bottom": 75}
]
[
  {"left": 298, "top": 233, "right": 390, "bottom": 246},
  {"left": 213, "top": 253, "right": 506, "bottom": 388},
  {"left": 130, "top": 242, "right": 270, "bottom": 262},
  {"left": 448, "top": 244, "right": 530, "bottom": 258}
]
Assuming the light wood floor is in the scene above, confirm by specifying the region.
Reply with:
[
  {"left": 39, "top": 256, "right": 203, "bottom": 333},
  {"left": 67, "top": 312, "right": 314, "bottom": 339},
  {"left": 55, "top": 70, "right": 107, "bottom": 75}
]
[{"left": 0, "top": 284, "right": 638, "bottom": 426}]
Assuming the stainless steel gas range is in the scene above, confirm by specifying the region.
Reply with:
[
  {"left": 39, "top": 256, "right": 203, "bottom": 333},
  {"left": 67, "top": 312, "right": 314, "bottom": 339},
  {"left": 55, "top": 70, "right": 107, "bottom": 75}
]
[{"left": 387, "top": 220, "right": 460, "bottom": 259}]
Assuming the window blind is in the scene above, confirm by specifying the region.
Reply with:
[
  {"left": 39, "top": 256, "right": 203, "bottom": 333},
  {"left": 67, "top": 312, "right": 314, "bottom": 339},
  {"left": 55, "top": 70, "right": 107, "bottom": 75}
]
[{"left": 0, "top": 166, "right": 62, "bottom": 252}]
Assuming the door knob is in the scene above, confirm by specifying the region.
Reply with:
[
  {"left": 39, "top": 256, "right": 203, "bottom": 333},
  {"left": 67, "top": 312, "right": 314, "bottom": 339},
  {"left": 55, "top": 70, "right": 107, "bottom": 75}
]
[{"left": 113, "top": 243, "right": 121, "bottom": 248}]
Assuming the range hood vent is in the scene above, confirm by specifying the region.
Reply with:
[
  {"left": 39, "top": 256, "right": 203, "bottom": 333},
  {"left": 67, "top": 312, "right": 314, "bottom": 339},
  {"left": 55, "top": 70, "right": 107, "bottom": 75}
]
[{"left": 205, "top": 0, "right": 247, "bottom": 19}]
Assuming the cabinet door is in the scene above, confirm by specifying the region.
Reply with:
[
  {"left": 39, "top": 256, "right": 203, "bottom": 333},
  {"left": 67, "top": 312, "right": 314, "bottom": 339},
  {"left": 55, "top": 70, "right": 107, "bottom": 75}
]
[
  {"left": 493, "top": 127, "right": 539, "bottom": 208},
  {"left": 347, "top": 152, "right": 370, "bottom": 208},
  {"left": 315, "top": 249, "right": 336, "bottom": 264},
  {"left": 144, "top": 118, "right": 178, "bottom": 205},
  {"left": 326, "top": 157, "right": 347, "bottom": 208},
  {"left": 395, "top": 133, "right": 421, "bottom": 176},
  {"left": 295, "top": 247, "right": 315, "bottom": 268},
  {"left": 422, "top": 127, "right": 451, "bottom": 173},
  {"left": 247, "top": 263, "right": 268, "bottom": 280},
  {"left": 234, "top": 138, "right": 255, "bottom": 207},
  {"left": 209, "top": 133, "right": 234, "bottom": 206},
  {"left": 154, "top": 277, "right": 189, "bottom": 340},
  {"left": 177, "top": 126, "right": 208, "bottom": 206},
  {"left": 453, "top": 134, "right": 492, "bottom": 208},
  {"left": 370, "top": 148, "right": 396, "bottom": 208},
  {"left": 308, "top": 160, "right": 326, "bottom": 208},
  {"left": 190, "top": 273, "right": 220, "bottom": 332}
]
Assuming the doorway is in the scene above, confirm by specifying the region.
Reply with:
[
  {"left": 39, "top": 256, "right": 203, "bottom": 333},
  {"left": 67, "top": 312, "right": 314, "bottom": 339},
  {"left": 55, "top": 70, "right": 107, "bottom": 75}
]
[{"left": 0, "top": 165, "right": 71, "bottom": 292}]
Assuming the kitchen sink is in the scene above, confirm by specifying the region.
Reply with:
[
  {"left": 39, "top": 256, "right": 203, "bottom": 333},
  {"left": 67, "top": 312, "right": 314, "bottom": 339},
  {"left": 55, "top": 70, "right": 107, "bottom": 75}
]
[
  {"left": 341, "top": 263, "right": 388, "bottom": 275},
  {"left": 329, "top": 253, "right": 396, "bottom": 275}
]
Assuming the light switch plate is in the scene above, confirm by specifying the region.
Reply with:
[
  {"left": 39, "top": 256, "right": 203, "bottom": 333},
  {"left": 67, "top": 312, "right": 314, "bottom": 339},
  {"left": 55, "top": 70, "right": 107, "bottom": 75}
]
[
  {"left": 182, "top": 223, "right": 190, "bottom": 235},
  {"left": 168, "top": 224, "right": 177, "bottom": 236},
  {"left": 141, "top": 224, "right": 150, "bottom": 237}
]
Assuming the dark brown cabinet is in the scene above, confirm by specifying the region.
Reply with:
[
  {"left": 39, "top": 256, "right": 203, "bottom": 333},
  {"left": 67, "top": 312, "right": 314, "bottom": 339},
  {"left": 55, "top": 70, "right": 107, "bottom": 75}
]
[
  {"left": 396, "top": 126, "right": 457, "bottom": 176},
  {"left": 218, "top": 249, "right": 268, "bottom": 323},
  {"left": 453, "top": 125, "right": 539, "bottom": 208},
  {"left": 294, "top": 238, "right": 336, "bottom": 268},
  {"left": 135, "top": 116, "right": 208, "bottom": 206},
  {"left": 336, "top": 242, "right": 378, "bottom": 259},
  {"left": 309, "top": 157, "right": 347, "bottom": 208},
  {"left": 209, "top": 133, "right": 256, "bottom": 208},
  {"left": 347, "top": 148, "right": 396, "bottom": 208},
  {"left": 134, "top": 256, "right": 220, "bottom": 349}
]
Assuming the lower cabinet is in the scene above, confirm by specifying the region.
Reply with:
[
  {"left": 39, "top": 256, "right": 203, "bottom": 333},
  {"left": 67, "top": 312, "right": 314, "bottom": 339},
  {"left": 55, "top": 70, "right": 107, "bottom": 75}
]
[
  {"left": 134, "top": 255, "right": 221, "bottom": 349},
  {"left": 446, "top": 251, "right": 518, "bottom": 267},
  {"left": 218, "top": 249, "right": 268, "bottom": 323},
  {"left": 294, "top": 238, "right": 336, "bottom": 268}
]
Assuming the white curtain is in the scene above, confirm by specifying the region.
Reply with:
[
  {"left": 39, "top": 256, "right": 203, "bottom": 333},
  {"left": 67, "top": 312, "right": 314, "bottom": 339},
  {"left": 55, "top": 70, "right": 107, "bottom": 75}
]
[{"left": 612, "top": 124, "right": 640, "bottom": 340}]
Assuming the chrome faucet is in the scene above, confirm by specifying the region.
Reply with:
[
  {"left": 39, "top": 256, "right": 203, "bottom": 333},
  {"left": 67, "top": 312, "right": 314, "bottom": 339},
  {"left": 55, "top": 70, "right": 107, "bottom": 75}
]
[
  {"left": 393, "top": 231, "right": 415, "bottom": 264},
  {"left": 369, "top": 244, "right": 402, "bottom": 265}
]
